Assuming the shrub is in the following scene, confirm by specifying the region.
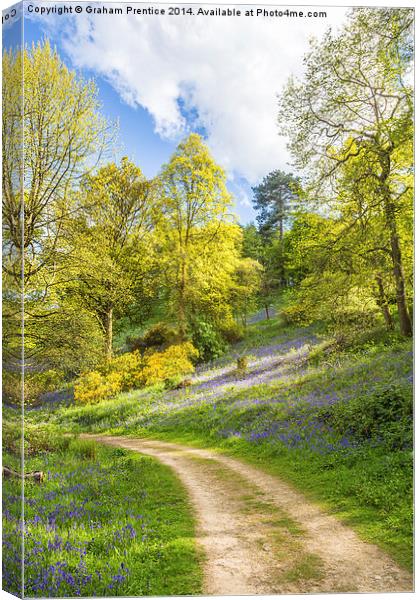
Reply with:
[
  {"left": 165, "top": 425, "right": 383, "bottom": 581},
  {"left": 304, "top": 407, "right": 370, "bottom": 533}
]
[
  {"left": 191, "top": 320, "right": 227, "bottom": 362},
  {"left": 2, "top": 372, "right": 22, "bottom": 406},
  {"left": 2, "top": 421, "right": 21, "bottom": 454},
  {"left": 236, "top": 356, "right": 249, "bottom": 373},
  {"left": 220, "top": 322, "right": 244, "bottom": 344},
  {"left": 142, "top": 342, "right": 199, "bottom": 387},
  {"left": 3, "top": 369, "right": 66, "bottom": 406},
  {"left": 329, "top": 309, "right": 379, "bottom": 341},
  {"left": 24, "top": 425, "right": 70, "bottom": 456},
  {"left": 74, "top": 343, "right": 199, "bottom": 403},
  {"left": 125, "top": 334, "right": 145, "bottom": 353},
  {"left": 142, "top": 322, "right": 178, "bottom": 350},
  {"left": 74, "top": 371, "right": 122, "bottom": 405},
  {"left": 104, "top": 351, "right": 143, "bottom": 391},
  {"left": 319, "top": 383, "right": 412, "bottom": 449},
  {"left": 281, "top": 303, "right": 310, "bottom": 325}
]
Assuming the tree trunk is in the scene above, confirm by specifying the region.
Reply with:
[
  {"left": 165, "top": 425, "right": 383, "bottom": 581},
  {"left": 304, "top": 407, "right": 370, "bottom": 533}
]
[
  {"left": 384, "top": 199, "right": 412, "bottom": 336},
  {"left": 3, "top": 466, "right": 45, "bottom": 483},
  {"left": 374, "top": 275, "right": 394, "bottom": 331},
  {"left": 265, "top": 304, "right": 270, "bottom": 320},
  {"left": 103, "top": 307, "right": 113, "bottom": 361},
  {"left": 177, "top": 258, "right": 188, "bottom": 339},
  {"left": 279, "top": 216, "right": 286, "bottom": 287},
  {"left": 379, "top": 152, "right": 412, "bottom": 337}
]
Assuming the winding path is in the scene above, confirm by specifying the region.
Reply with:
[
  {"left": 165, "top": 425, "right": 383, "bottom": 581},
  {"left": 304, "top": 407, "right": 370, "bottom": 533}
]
[{"left": 83, "top": 435, "right": 413, "bottom": 595}]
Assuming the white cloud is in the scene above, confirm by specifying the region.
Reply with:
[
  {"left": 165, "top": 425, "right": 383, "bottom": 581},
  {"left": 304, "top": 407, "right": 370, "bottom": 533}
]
[{"left": 32, "top": 3, "right": 348, "bottom": 183}]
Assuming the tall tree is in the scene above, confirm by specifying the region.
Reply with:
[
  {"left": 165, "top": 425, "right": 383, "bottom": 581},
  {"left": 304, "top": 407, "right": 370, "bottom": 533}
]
[
  {"left": 68, "top": 158, "right": 156, "bottom": 360},
  {"left": 252, "top": 171, "right": 299, "bottom": 285},
  {"left": 158, "top": 134, "right": 234, "bottom": 337},
  {"left": 279, "top": 8, "right": 413, "bottom": 335},
  {"left": 2, "top": 41, "right": 112, "bottom": 380},
  {"left": 2, "top": 41, "right": 111, "bottom": 285},
  {"left": 252, "top": 170, "right": 298, "bottom": 240},
  {"left": 242, "top": 224, "right": 280, "bottom": 319}
]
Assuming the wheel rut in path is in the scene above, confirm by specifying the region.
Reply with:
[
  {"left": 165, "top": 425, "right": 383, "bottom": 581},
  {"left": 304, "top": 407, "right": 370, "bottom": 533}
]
[{"left": 84, "top": 435, "right": 413, "bottom": 595}]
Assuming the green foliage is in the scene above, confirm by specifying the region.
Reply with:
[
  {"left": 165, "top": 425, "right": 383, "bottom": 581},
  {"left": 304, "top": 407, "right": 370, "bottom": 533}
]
[
  {"left": 25, "top": 307, "right": 105, "bottom": 379},
  {"left": 141, "top": 322, "right": 178, "bottom": 351},
  {"left": 68, "top": 438, "right": 97, "bottom": 460},
  {"left": 241, "top": 224, "right": 282, "bottom": 311},
  {"left": 280, "top": 303, "right": 310, "bottom": 326},
  {"left": 2, "top": 420, "right": 21, "bottom": 455},
  {"left": 231, "top": 257, "right": 264, "bottom": 325},
  {"left": 3, "top": 370, "right": 68, "bottom": 407},
  {"left": 278, "top": 9, "right": 413, "bottom": 336},
  {"left": 67, "top": 157, "right": 157, "bottom": 360},
  {"left": 252, "top": 170, "right": 299, "bottom": 237},
  {"left": 191, "top": 320, "right": 227, "bottom": 362},
  {"left": 219, "top": 322, "right": 244, "bottom": 344},
  {"left": 2, "top": 372, "right": 21, "bottom": 406},
  {"left": 24, "top": 425, "right": 70, "bottom": 456},
  {"left": 3, "top": 40, "right": 112, "bottom": 381},
  {"left": 319, "top": 384, "right": 412, "bottom": 449},
  {"left": 236, "top": 356, "right": 249, "bottom": 374}
]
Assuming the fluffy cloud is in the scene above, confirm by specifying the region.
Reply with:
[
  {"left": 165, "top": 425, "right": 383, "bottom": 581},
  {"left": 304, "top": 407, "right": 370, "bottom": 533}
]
[{"left": 34, "top": 3, "right": 348, "bottom": 183}]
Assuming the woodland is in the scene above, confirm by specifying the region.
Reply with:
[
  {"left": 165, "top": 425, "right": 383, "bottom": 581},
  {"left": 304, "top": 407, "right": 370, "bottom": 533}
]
[{"left": 2, "top": 8, "right": 414, "bottom": 598}]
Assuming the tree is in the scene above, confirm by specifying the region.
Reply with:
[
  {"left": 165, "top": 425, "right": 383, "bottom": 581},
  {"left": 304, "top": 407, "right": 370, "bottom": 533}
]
[
  {"left": 242, "top": 224, "right": 280, "bottom": 318},
  {"left": 231, "top": 258, "right": 263, "bottom": 327},
  {"left": 2, "top": 41, "right": 112, "bottom": 389},
  {"left": 330, "top": 140, "right": 410, "bottom": 330},
  {"left": 252, "top": 171, "right": 299, "bottom": 286},
  {"left": 279, "top": 8, "right": 413, "bottom": 335},
  {"left": 252, "top": 171, "right": 298, "bottom": 239},
  {"left": 2, "top": 40, "right": 111, "bottom": 285},
  {"left": 68, "top": 158, "right": 156, "bottom": 360},
  {"left": 157, "top": 134, "right": 235, "bottom": 337}
]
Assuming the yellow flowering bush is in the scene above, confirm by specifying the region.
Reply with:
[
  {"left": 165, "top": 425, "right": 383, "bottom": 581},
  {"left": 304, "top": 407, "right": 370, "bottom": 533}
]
[
  {"left": 105, "top": 351, "right": 143, "bottom": 391},
  {"left": 74, "top": 371, "right": 122, "bottom": 405},
  {"left": 74, "top": 342, "right": 199, "bottom": 404},
  {"left": 142, "top": 342, "right": 199, "bottom": 387}
]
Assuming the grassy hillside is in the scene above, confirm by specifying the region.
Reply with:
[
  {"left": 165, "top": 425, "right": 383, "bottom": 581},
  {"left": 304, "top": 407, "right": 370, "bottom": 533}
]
[{"left": 24, "top": 314, "right": 413, "bottom": 571}]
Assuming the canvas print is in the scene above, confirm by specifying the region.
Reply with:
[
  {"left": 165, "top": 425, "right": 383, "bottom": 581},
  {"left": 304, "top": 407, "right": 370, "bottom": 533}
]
[{"left": 2, "top": 1, "right": 414, "bottom": 597}]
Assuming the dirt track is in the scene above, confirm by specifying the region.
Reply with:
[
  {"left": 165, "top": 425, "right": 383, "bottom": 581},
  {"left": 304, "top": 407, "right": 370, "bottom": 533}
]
[{"left": 84, "top": 435, "right": 413, "bottom": 595}]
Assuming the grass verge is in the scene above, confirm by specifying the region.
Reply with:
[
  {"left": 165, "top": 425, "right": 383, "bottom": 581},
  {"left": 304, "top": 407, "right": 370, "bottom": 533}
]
[{"left": 2, "top": 435, "right": 203, "bottom": 597}]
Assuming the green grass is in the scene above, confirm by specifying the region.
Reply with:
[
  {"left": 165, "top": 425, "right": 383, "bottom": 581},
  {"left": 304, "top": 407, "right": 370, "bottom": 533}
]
[
  {"left": 21, "top": 315, "right": 413, "bottom": 575},
  {"left": 2, "top": 434, "right": 203, "bottom": 597},
  {"left": 281, "top": 553, "right": 324, "bottom": 583}
]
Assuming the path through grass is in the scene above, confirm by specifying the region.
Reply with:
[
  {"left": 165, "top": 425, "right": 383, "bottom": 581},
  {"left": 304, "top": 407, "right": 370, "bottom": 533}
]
[{"left": 23, "top": 317, "right": 413, "bottom": 573}]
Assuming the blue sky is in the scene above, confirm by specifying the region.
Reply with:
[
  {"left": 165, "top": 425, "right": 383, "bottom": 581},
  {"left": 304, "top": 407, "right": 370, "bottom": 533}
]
[
  {"left": 5, "top": 16, "right": 222, "bottom": 209},
  {"left": 3, "top": 3, "right": 348, "bottom": 223}
]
